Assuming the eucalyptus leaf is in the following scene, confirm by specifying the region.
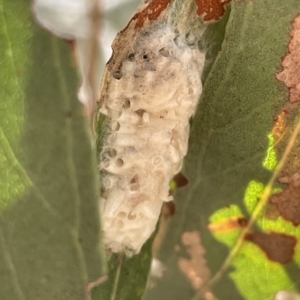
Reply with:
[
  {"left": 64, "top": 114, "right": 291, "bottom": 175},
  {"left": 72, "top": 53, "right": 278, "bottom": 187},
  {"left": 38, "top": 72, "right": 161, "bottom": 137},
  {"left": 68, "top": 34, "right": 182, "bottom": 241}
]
[{"left": 0, "top": 1, "right": 105, "bottom": 299}]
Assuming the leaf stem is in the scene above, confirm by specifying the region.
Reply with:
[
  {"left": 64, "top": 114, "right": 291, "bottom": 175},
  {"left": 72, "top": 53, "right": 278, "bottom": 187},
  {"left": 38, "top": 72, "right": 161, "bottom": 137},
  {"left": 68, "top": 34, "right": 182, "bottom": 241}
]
[{"left": 110, "top": 253, "right": 123, "bottom": 300}]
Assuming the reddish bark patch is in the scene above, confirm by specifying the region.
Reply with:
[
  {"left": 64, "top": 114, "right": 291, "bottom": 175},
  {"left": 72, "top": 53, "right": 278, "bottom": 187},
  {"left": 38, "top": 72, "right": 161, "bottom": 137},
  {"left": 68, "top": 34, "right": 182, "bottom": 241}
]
[
  {"left": 127, "top": 0, "right": 173, "bottom": 30},
  {"left": 276, "top": 15, "right": 300, "bottom": 103},
  {"left": 194, "top": 0, "right": 231, "bottom": 22},
  {"left": 270, "top": 171, "right": 300, "bottom": 226},
  {"left": 245, "top": 231, "right": 297, "bottom": 264}
]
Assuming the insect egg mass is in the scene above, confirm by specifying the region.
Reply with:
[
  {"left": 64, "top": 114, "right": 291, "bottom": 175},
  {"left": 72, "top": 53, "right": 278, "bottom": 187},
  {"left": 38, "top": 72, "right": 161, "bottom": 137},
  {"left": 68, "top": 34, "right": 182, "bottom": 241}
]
[{"left": 97, "top": 0, "right": 208, "bottom": 255}]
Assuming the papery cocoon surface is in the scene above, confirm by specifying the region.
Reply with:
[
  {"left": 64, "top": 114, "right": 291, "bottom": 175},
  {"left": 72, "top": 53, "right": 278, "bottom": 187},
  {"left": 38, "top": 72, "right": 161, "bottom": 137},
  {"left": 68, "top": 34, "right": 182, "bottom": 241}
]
[{"left": 98, "top": 0, "right": 207, "bottom": 255}]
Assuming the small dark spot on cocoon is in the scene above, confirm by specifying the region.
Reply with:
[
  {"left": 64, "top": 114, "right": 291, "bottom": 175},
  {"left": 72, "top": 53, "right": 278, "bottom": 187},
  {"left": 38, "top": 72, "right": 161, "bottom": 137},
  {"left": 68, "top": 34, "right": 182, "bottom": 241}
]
[
  {"left": 123, "top": 99, "right": 131, "bottom": 108},
  {"left": 115, "top": 158, "right": 124, "bottom": 167},
  {"left": 130, "top": 175, "right": 138, "bottom": 184},
  {"left": 101, "top": 148, "right": 117, "bottom": 160},
  {"left": 101, "top": 187, "right": 109, "bottom": 199},
  {"left": 117, "top": 212, "right": 127, "bottom": 218},
  {"left": 103, "top": 158, "right": 110, "bottom": 168},
  {"left": 128, "top": 212, "right": 137, "bottom": 220},
  {"left": 135, "top": 109, "right": 146, "bottom": 117},
  {"left": 127, "top": 53, "right": 135, "bottom": 61},
  {"left": 108, "top": 148, "right": 117, "bottom": 157},
  {"left": 159, "top": 47, "right": 171, "bottom": 57},
  {"left": 129, "top": 175, "right": 139, "bottom": 192},
  {"left": 143, "top": 53, "right": 149, "bottom": 60},
  {"left": 112, "top": 70, "right": 123, "bottom": 80}
]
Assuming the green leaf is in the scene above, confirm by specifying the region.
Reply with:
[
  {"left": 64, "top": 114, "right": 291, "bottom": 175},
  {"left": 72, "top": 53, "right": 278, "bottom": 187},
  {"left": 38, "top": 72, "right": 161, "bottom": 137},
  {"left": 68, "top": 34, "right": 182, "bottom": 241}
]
[
  {"left": 0, "top": 1, "right": 105, "bottom": 299},
  {"left": 92, "top": 238, "right": 153, "bottom": 300},
  {"left": 143, "top": 0, "right": 300, "bottom": 300}
]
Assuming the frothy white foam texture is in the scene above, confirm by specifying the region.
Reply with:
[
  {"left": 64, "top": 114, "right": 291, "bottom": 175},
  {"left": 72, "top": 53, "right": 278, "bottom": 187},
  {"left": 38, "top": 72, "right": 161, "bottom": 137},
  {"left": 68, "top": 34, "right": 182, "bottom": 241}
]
[{"left": 99, "top": 7, "right": 206, "bottom": 255}]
